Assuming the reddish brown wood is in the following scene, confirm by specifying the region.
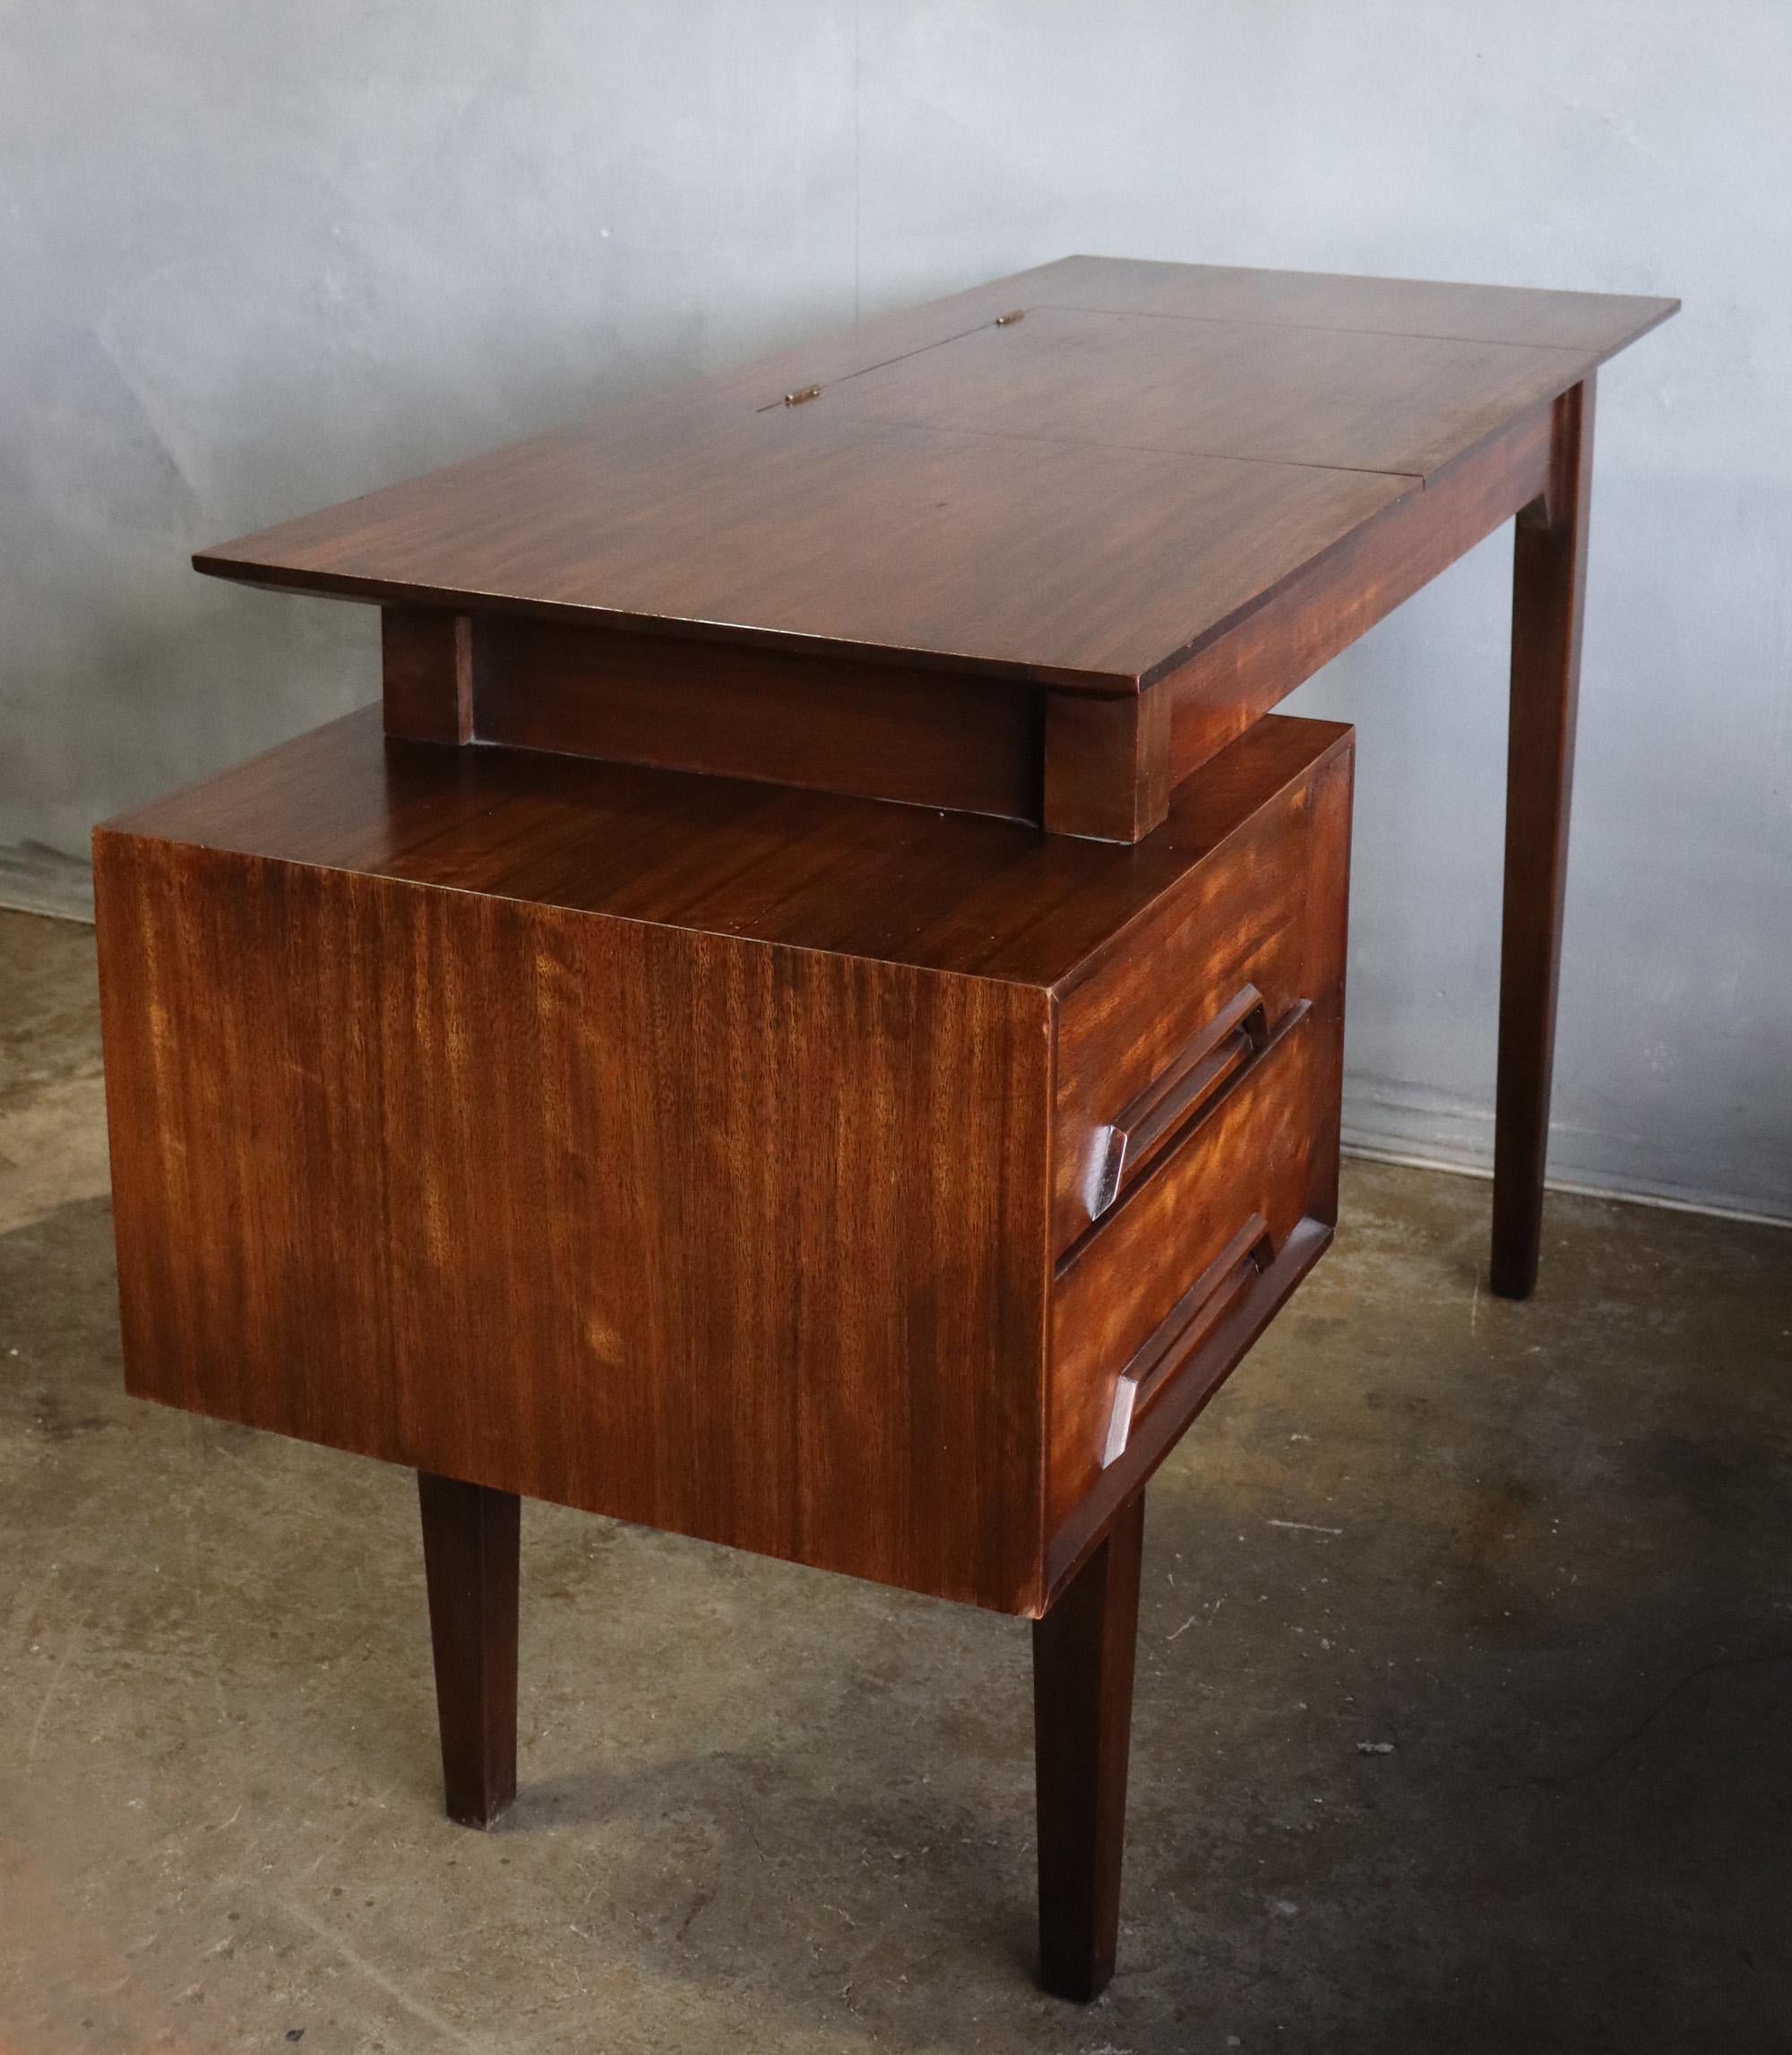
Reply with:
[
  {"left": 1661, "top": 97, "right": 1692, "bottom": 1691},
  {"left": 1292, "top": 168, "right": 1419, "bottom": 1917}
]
[
  {"left": 194, "top": 258, "right": 1671, "bottom": 863},
  {"left": 1304, "top": 723, "right": 1356, "bottom": 1230},
  {"left": 1051, "top": 1011, "right": 1333, "bottom": 1536},
  {"left": 1492, "top": 378, "right": 1596, "bottom": 1300},
  {"left": 1033, "top": 1486, "right": 1146, "bottom": 2002},
  {"left": 470, "top": 615, "right": 1043, "bottom": 824},
  {"left": 1042, "top": 685, "right": 1170, "bottom": 840},
  {"left": 1044, "top": 1217, "right": 1331, "bottom": 1605},
  {"left": 1098, "top": 986, "right": 1271, "bottom": 1206},
  {"left": 823, "top": 302, "right": 1598, "bottom": 477},
  {"left": 95, "top": 702, "right": 1344, "bottom": 989},
  {"left": 96, "top": 838, "right": 1052, "bottom": 1612},
  {"left": 1050, "top": 733, "right": 1352, "bottom": 1248},
  {"left": 1099, "top": 1213, "right": 1274, "bottom": 1472},
  {"left": 93, "top": 709, "right": 1351, "bottom": 1616},
  {"left": 418, "top": 1471, "right": 520, "bottom": 1827},
  {"left": 383, "top": 607, "right": 475, "bottom": 744},
  {"left": 200, "top": 395, "right": 1409, "bottom": 708},
  {"left": 193, "top": 259, "right": 1675, "bottom": 704},
  {"left": 1161, "top": 401, "right": 1555, "bottom": 787}
]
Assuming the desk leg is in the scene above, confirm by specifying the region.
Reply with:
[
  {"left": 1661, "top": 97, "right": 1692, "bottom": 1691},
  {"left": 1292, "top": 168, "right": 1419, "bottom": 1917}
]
[
  {"left": 1494, "top": 375, "right": 1596, "bottom": 1301},
  {"left": 1032, "top": 1489, "right": 1146, "bottom": 2001},
  {"left": 418, "top": 1472, "right": 520, "bottom": 1828}
]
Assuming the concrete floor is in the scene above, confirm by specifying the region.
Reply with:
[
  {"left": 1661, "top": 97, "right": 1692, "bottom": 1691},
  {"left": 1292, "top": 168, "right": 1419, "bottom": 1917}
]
[{"left": 3, "top": 905, "right": 1789, "bottom": 2055}]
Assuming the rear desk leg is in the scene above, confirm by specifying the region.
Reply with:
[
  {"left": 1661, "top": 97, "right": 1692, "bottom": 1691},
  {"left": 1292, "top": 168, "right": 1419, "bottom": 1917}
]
[
  {"left": 418, "top": 1472, "right": 520, "bottom": 1828},
  {"left": 1494, "top": 374, "right": 1595, "bottom": 1301},
  {"left": 1032, "top": 1489, "right": 1147, "bottom": 2000}
]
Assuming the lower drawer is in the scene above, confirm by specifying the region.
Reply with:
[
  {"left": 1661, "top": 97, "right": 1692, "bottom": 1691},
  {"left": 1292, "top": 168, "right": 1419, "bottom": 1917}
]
[{"left": 1047, "top": 1005, "right": 1337, "bottom": 1536}]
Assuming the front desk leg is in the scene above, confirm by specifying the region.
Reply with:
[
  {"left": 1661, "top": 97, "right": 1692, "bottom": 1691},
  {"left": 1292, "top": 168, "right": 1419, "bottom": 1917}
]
[
  {"left": 1494, "top": 374, "right": 1596, "bottom": 1301},
  {"left": 1032, "top": 1489, "right": 1146, "bottom": 2001},
  {"left": 418, "top": 1471, "right": 520, "bottom": 1828}
]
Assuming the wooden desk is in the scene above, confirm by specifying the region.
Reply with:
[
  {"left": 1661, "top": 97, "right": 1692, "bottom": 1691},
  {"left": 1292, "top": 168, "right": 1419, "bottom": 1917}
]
[{"left": 94, "top": 258, "right": 1674, "bottom": 2000}]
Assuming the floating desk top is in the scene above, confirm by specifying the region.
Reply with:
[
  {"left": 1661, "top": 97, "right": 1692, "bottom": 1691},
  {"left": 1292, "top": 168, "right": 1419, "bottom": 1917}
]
[{"left": 194, "top": 255, "right": 1675, "bottom": 694}]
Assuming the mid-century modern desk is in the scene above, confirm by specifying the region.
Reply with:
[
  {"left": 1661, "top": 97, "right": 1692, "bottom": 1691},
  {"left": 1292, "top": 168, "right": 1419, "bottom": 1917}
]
[{"left": 93, "top": 258, "right": 1675, "bottom": 2001}]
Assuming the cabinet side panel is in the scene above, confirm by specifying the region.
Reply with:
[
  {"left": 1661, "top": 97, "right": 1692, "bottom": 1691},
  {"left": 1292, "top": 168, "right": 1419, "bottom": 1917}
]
[
  {"left": 95, "top": 831, "right": 404, "bottom": 1457},
  {"left": 94, "top": 838, "right": 1052, "bottom": 1612}
]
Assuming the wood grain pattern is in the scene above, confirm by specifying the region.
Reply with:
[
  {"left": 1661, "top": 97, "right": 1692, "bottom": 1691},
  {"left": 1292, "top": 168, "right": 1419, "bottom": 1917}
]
[
  {"left": 1492, "top": 378, "right": 1596, "bottom": 1301},
  {"left": 1160, "top": 400, "right": 1555, "bottom": 787},
  {"left": 1033, "top": 1486, "right": 1145, "bottom": 2003},
  {"left": 471, "top": 614, "right": 1044, "bottom": 823},
  {"left": 191, "top": 257, "right": 1674, "bottom": 702},
  {"left": 383, "top": 607, "right": 476, "bottom": 744},
  {"left": 1042, "top": 685, "right": 1171, "bottom": 841},
  {"left": 823, "top": 303, "right": 1598, "bottom": 477},
  {"left": 96, "top": 830, "right": 1053, "bottom": 1611},
  {"left": 1043, "top": 1216, "right": 1332, "bottom": 1605},
  {"left": 1050, "top": 1015, "right": 1332, "bottom": 1536},
  {"left": 94, "top": 709, "right": 1353, "bottom": 1617},
  {"left": 1044, "top": 739, "right": 1351, "bottom": 1591},
  {"left": 1049, "top": 735, "right": 1351, "bottom": 1248},
  {"left": 99, "top": 704, "right": 1353, "bottom": 998},
  {"left": 197, "top": 400, "right": 1411, "bottom": 696},
  {"left": 381, "top": 388, "right": 1544, "bottom": 835}
]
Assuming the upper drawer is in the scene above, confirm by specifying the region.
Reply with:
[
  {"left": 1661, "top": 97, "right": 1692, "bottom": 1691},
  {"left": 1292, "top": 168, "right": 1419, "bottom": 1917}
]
[{"left": 1049, "top": 745, "right": 1347, "bottom": 1251}]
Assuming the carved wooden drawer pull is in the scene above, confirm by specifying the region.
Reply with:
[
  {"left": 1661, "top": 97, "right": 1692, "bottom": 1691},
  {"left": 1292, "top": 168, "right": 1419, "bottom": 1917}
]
[
  {"left": 1101, "top": 1213, "right": 1277, "bottom": 1470},
  {"left": 1083, "top": 984, "right": 1279, "bottom": 1225}
]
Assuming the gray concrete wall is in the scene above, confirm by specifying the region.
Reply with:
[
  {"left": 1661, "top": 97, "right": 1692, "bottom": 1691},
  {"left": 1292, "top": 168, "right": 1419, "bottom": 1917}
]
[{"left": 3, "top": 2, "right": 1787, "bottom": 1219}]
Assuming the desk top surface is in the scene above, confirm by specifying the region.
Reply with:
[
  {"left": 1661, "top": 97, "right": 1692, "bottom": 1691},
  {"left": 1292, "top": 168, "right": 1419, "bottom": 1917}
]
[{"left": 195, "top": 256, "right": 1676, "bottom": 694}]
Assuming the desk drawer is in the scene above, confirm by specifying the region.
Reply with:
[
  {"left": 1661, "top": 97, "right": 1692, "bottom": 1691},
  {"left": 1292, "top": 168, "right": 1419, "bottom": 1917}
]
[
  {"left": 1048, "top": 1006, "right": 1335, "bottom": 1533},
  {"left": 1050, "top": 755, "right": 1338, "bottom": 1251}
]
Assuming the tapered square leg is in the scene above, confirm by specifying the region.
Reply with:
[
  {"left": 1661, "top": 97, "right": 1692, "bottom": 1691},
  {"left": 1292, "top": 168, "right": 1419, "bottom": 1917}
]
[
  {"left": 1494, "top": 375, "right": 1595, "bottom": 1301},
  {"left": 1032, "top": 1489, "right": 1146, "bottom": 2001},
  {"left": 417, "top": 1471, "right": 520, "bottom": 1828}
]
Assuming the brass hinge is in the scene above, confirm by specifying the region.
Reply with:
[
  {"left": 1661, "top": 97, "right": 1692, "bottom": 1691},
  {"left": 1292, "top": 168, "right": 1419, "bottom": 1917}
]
[
  {"left": 993, "top": 309, "right": 1025, "bottom": 326},
  {"left": 782, "top": 384, "right": 822, "bottom": 406}
]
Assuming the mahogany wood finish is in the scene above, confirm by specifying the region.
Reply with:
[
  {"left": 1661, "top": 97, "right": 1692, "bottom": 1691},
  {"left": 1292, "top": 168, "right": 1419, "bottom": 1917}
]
[
  {"left": 1492, "top": 377, "right": 1596, "bottom": 1300},
  {"left": 1049, "top": 735, "right": 1351, "bottom": 1250},
  {"left": 417, "top": 1472, "right": 520, "bottom": 1828},
  {"left": 94, "top": 701, "right": 1347, "bottom": 991},
  {"left": 204, "top": 382, "right": 1410, "bottom": 705},
  {"left": 97, "top": 255, "right": 1676, "bottom": 2000},
  {"left": 391, "top": 606, "right": 1259, "bottom": 838},
  {"left": 1033, "top": 1486, "right": 1146, "bottom": 2002},
  {"left": 1042, "top": 684, "right": 1172, "bottom": 841},
  {"left": 1160, "top": 398, "right": 1556, "bottom": 782},
  {"left": 94, "top": 709, "right": 1350, "bottom": 1617},
  {"left": 192, "top": 258, "right": 1674, "bottom": 708},
  {"left": 383, "top": 607, "right": 476, "bottom": 744},
  {"left": 472, "top": 615, "right": 1044, "bottom": 826},
  {"left": 822, "top": 302, "right": 1596, "bottom": 477},
  {"left": 1053, "top": 1011, "right": 1328, "bottom": 1531}
]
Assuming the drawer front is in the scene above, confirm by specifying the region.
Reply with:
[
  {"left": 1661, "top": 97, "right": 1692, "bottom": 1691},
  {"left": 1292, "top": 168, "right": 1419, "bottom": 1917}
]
[
  {"left": 1047, "top": 1006, "right": 1338, "bottom": 1535},
  {"left": 1050, "top": 752, "right": 1341, "bottom": 1251}
]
